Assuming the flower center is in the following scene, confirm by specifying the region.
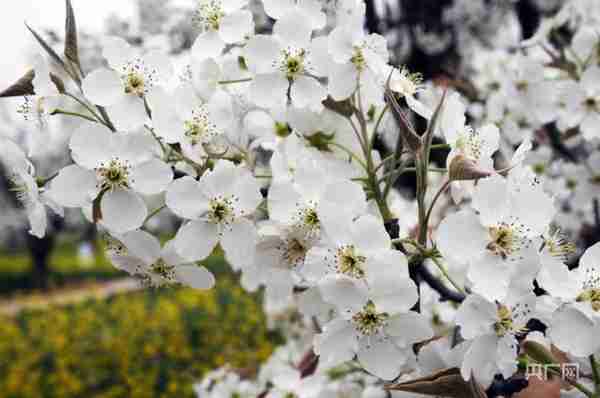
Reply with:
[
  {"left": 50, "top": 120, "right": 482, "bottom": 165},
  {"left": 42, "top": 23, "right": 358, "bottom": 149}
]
[
  {"left": 207, "top": 196, "right": 236, "bottom": 226},
  {"left": 276, "top": 48, "right": 308, "bottom": 80},
  {"left": 336, "top": 245, "right": 366, "bottom": 278},
  {"left": 120, "top": 58, "right": 157, "bottom": 97},
  {"left": 151, "top": 259, "right": 177, "bottom": 282},
  {"left": 350, "top": 46, "right": 366, "bottom": 71},
  {"left": 486, "top": 223, "right": 529, "bottom": 261},
  {"left": 494, "top": 305, "right": 515, "bottom": 337},
  {"left": 280, "top": 237, "right": 308, "bottom": 268},
  {"left": 184, "top": 106, "right": 218, "bottom": 145},
  {"left": 516, "top": 80, "right": 528, "bottom": 92},
  {"left": 95, "top": 158, "right": 132, "bottom": 191},
  {"left": 194, "top": 0, "right": 225, "bottom": 31},
  {"left": 352, "top": 302, "right": 388, "bottom": 336},
  {"left": 577, "top": 288, "right": 600, "bottom": 312},
  {"left": 390, "top": 67, "right": 422, "bottom": 97},
  {"left": 455, "top": 127, "right": 482, "bottom": 161},
  {"left": 543, "top": 230, "right": 575, "bottom": 261}
]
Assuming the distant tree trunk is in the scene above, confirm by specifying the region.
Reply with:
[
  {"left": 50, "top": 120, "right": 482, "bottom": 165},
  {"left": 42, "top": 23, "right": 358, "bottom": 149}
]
[{"left": 26, "top": 232, "right": 55, "bottom": 290}]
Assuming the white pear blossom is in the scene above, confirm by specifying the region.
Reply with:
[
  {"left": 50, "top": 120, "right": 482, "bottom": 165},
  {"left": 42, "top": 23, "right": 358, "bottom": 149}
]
[
  {"left": 191, "top": 0, "right": 254, "bottom": 61},
  {"left": 244, "top": 11, "right": 328, "bottom": 110},
  {"left": 549, "top": 242, "right": 600, "bottom": 357},
  {"left": 0, "top": 138, "right": 62, "bottom": 238},
  {"left": 167, "top": 160, "right": 262, "bottom": 269},
  {"left": 436, "top": 174, "right": 555, "bottom": 301},
  {"left": 315, "top": 299, "right": 432, "bottom": 380},
  {"left": 108, "top": 229, "right": 215, "bottom": 289},
  {"left": 82, "top": 37, "right": 172, "bottom": 130},
  {"left": 456, "top": 293, "right": 535, "bottom": 388},
  {"left": 46, "top": 124, "right": 173, "bottom": 233}
]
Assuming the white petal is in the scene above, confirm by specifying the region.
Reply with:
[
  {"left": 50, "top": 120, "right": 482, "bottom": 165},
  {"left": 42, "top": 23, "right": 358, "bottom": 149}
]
[
  {"left": 106, "top": 95, "right": 147, "bottom": 131},
  {"left": 69, "top": 124, "right": 113, "bottom": 169},
  {"left": 549, "top": 305, "right": 600, "bottom": 357},
  {"left": 468, "top": 254, "right": 511, "bottom": 302},
  {"left": 351, "top": 214, "right": 390, "bottom": 252},
  {"left": 273, "top": 10, "right": 313, "bottom": 48},
  {"left": 231, "top": 172, "right": 262, "bottom": 216},
  {"left": 436, "top": 210, "right": 486, "bottom": 265},
  {"left": 244, "top": 35, "right": 281, "bottom": 74},
  {"left": 101, "top": 189, "right": 147, "bottom": 233},
  {"left": 120, "top": 229, "right": 162, "bottom": 265},
  {"left": 250, "top": 73, "right": 289, "bottom": 108},
  {"left": 130, "top": 159, "right": 173, "bottom": 195},
  {"left": 357, "top": 338, "right": 406, "bottom": 380},
  {"left": 461, "top": 334, "right": 499, "bottom": 388},
  {"left": 385, "top": 311, "right": 434, "bottom": 347},
  {"left": 321, "top": 180, "right": 367, "bottom": 218},
  {"left": 149, "top": 88, "right": 184, "bottom": 143},
  {"left": 192, "top": 31, "right": 225, "bottom": 61},
  {"left": 219, "top": 10, "right": 253, "bottom": 43},
  {"left": 328, "top": 62, "right": 359, "bottom": 101},
  {"left": 175, "top": 265, "right": 215, "bottom": 289},
  {"left": 166, "top": 177, "right": 209, "bottom": 219},
  {"left": 102, "top": 36, "right": 133, "bottom": 68},
  {"left": 268, "top": 182, "right": 301, "bottom": 224},
  {"left": 319, "top": 274, "right": 368, "bottom": 314},
  {"left": 291, "top": 76, "right": 327, "bottom": 110},
  {"left": 454, "top": 294, "right": 498, "bottom": 340},
  {"left": 174, "top": 220, "right": 219, "bottom": 261},
  {"left": 368, "top": 274, "right": 418, "bottom": 314},
  {"left": 261, "top": 0, "right": 295, "bottom": 19},
  {"left": 46, "top": 165, "right": 97, "bottom": 207},
  {"left": 221, "top": 218, "right": 257, "bottom": 270},
  {"left": 82, "top": 68, "right": 123, "bottom": 106},
  {"left": 472, "top": 175, "right": 509, "bottom": 226},
  {"left": 313, "top": 319, "right": 357, "bottom": 368}
]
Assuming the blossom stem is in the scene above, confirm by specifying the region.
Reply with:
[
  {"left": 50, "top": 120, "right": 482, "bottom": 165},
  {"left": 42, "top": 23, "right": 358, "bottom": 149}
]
[
  {"left": 429, "top": 256, "right": 466, "bottom": 295},
  {"left": 217, "top": 78, "right": 253, "bottom": 85},
  {"left": 64, "top": 92, "right": 108, "bottom": 126},
  {"left": 50, "top": 109, "right": 97, "bottom": 123}
]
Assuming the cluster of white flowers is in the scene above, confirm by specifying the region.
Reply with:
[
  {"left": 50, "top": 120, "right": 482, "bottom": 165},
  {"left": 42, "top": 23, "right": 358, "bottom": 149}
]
[{"left": 4, "top": 0, "right": 600, "bottom": 396}]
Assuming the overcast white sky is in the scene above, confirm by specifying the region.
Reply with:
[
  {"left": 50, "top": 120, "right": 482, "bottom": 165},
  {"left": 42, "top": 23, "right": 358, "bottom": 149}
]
[{"left": 0, "top": 0, "right": 138, "bottom": 87}]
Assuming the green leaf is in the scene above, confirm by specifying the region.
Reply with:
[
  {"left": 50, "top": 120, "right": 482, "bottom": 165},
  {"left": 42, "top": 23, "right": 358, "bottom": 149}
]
[
  {"left": 64, "top": 0, "right": 81, "bottom": 70},
  {"left": 0, "top": 70, "right": 35, "bottom": 97},
  {"left": 25, "top": 23, "right": 66, "bottom": 70},
  {"left": 422, "top": 89, "right": 447, "bottom": 159}
]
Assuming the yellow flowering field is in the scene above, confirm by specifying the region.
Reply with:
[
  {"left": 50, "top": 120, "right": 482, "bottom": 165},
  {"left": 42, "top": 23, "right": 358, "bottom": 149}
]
[{"left": 0, "top": 277, "right": 281, "bottom": 398}]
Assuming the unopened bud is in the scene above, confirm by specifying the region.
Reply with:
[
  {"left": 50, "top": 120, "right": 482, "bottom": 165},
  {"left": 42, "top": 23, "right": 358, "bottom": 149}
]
[{"left": 448, "top": 155, "right": 492, "bottom": 181}]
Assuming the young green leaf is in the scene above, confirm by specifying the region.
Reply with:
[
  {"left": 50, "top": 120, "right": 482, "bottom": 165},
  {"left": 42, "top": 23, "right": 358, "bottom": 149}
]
[
  {"left": 0, "top": 70, "right": 35, "bottom": 97},
  {"left": 64, "top": 0, "right": 81, "bottom": 71}
]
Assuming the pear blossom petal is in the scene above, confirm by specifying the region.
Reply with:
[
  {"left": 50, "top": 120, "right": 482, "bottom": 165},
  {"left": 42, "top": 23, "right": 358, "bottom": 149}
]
[
  {"left": 175, "top": 265, "right": 215, "bottom": 290},
  {"left": 192, "top": 31, "right": 225, "bottom": 61},
  {"left": 175, "top": 220, "right": 219, "bottom": 261},
  {"left": 82, "top": 68, "right": 123, "bottom": 107},
  {"left": 101, "top": 189, "right": 147, "bottom": 233},
  {"left": 220, "top": 10, "right": 253, "bottom": 43},
  {"left": 130, "top": 159, "right": 173, "bottom": 195}
]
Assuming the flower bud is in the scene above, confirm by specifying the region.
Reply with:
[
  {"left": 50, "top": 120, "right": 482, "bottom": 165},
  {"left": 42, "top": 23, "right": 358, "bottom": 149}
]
[{"left": 448, "top": 155, "right": 492, "bottom": 181}]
